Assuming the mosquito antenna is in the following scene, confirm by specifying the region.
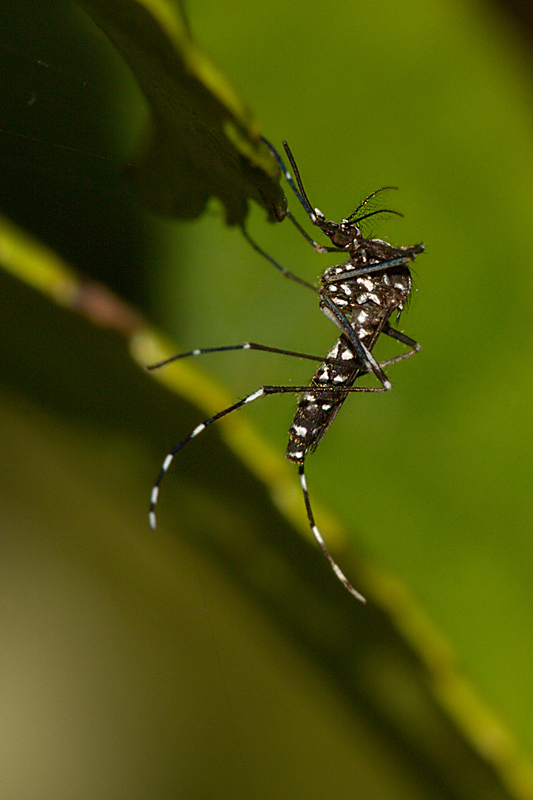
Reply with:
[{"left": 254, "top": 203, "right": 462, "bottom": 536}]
[
  {"left": 350, "top": 208, "right": 403, "bottom": 226},
  {"left": 346, "top": 186, "right": 398, "bottom": 222}
]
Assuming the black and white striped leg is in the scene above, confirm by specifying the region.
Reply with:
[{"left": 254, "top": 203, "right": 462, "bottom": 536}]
[
  {"left": 298, "top": 464, "right": 366, "bottom": 603},
  {"left": 148, "top": 340, "right": 417, "bottom": 377},
  {"left": 149, "top": 378, "right": 393, "bottom": 530},
  {"left": 149, "top": 386, "right": 267, "bottom": 530},
  {"left": 147, "top": 341, "right": 369, "bottom": 372}
]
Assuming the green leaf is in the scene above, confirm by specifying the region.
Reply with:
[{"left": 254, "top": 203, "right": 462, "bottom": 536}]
[
  {"left": 76, "top": 0, "right": 286, "bottom": 223},
  {"left": 2, "top": 0, "right": 533, "bottom": 798}
]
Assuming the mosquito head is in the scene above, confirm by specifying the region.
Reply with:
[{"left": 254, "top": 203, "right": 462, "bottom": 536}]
[
  {"left": 314, "top": 213, "right": 362, "bottom": 250},
  {"left": 313, "top": 188, "right": 405, "bottom": 252}
]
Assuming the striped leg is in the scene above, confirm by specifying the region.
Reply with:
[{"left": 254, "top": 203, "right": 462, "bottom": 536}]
[
  {"left": 149, "top": 387, "right": 266, "bottom": 529},
  {"left": 298, "top": 464, "right": 366, "bottom": 603},
  {"left": 147, "top": 341, "right": 339, "bottom": 371},
  {"left": 149, "top": 378, "right": 394, "bottom": 530},
  {"left": 148, "top": 340, "right": 418, "bottom": 374}
]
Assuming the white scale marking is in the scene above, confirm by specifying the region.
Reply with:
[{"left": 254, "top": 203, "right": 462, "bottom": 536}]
[
  {"left": 292, "top": 424, "right": 308, "bottom": 437},
  {"left": 245, "top": 388, "right": 265, "bottom": 403},
  {"left": 163, "top": 454, "right": 174, "bottom": 471},
  {"left": 192, "top": 349, "right": 201, "bottom": 356},
  {"left": 151, "top": 486, "right": 159, "bottom": 504},
  {"left": 341, "top": 349, "right": 354, "bottom": 360},
  {"left": 191, "top": 423, "right": 206, "bottom": 437}
]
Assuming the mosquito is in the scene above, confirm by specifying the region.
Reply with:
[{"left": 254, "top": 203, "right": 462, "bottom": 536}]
[{"left": 148, "top": 139, "right": 424, "bottom": 602}]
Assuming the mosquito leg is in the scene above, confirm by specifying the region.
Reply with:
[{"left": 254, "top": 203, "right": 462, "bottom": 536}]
[
  {"left": 240, "top": 224, "right": 317, "bottom": 293},
  {"left": 147, "top": 340, "right": 411, "bottom": 380},
  {"left": 150, "top": 378, "right": 391, "bottom": 528},
  {"left": 383, "top": 323, "right": 421, "bottom": 352},
  {"left": 320, "top": 295, "right": 392, "bottom": 389},
  {"left": 147, "top": 342, "right": 347, "bottom": 371},
  {"left": 284, "top": 209, "right": 332, "bottom": 253},
  {"left": 322, "top": 254, "right": 421, "bottom": 284},
  {"left": 378, "top": 351, "right": 418, "bottom": 368},
  {"left": 262, "top": 384, "right": 389, "bottom": 395},
  {"left": 149, "top": 387, "right": 266, "bottom": 529},
  {"left": 298, "top": 464, "right": 366, "bottom": 603}
]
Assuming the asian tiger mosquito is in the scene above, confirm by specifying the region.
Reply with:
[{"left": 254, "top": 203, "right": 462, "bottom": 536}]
[{"left": 148, "top": 139, "right": 424, "bottom": 602}]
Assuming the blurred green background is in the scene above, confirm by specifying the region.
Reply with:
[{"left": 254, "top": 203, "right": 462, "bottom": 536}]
[{"left": 1, "top": 0, "right": 533, "bottom": 797}]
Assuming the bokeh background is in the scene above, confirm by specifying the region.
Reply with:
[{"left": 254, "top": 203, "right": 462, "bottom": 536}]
[{"left": 1, "top": 0, "right": 533, "bottom": 797}]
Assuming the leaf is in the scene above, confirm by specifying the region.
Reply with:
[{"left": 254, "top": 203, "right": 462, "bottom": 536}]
[
  {"left": 76, "top": 0, "right": 286, "bottom": 223},
  {"left": 2, "top": 0, "right": 533, "bottom": 797}
]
